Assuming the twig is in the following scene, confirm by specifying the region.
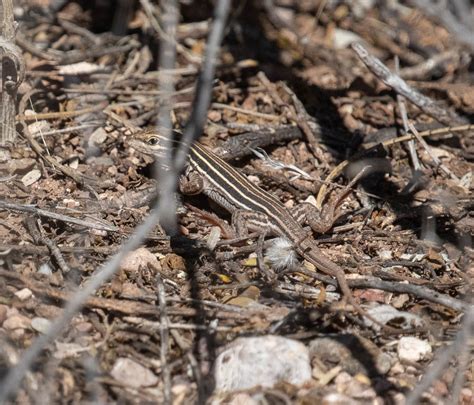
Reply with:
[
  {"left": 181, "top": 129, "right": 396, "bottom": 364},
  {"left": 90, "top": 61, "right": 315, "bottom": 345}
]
[
  {"left": 0, "top": 0, "right": 25, "bottom": 143},
  {"left": 24, "top": 217, "right": 71, "bottom": 274},
  {"left": 0, "top": 200, "right": 118, "bottom": 232},
  {"left": 154, "top": 0, "right": 179, "bottom": 235},
  {"left": 406, "top": 306, "right": 474, "bottom": 404},
  {"left": 406, "top": 121, "right": 459, "bottom": 181},
  {"left": 351, "top": 42, "right": 465, "bottom": 126},
  {"left": 294, "top": 267, "right": 469, "bottom": 312},
  {"left": 395, "top": 56, "right": 421, "bottom": 171},
  {"left": 157, "top": 275, "right": 171, "bottom": 405}
]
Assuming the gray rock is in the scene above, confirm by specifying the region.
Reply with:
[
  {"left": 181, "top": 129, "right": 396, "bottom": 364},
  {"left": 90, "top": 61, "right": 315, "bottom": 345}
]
[{"left": 214, "top": 335, "right": 312, "bottom": 393}]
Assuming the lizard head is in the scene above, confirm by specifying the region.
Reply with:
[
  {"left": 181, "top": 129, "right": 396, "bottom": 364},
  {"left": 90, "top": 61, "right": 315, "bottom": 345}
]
[{"left": 129, "top": 130, "right": 167, "bottom": 157}]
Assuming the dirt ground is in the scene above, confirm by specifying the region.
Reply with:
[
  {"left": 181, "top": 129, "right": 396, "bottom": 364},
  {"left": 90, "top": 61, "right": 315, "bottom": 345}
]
[{"left": 0, "top": 1, "right": 473, "bottom": 404}]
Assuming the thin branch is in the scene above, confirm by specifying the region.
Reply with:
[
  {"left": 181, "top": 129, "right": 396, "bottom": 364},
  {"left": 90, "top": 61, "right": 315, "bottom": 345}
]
[
  {"left": 351, "top": 42, "right": 465, "bottom": 126},
  {"left": 406, "top": 306, "right": 474, "bottom": 404}
]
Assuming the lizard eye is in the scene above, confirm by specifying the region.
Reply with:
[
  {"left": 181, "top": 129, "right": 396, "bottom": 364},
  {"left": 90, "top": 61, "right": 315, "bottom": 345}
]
[{"left": 147, "top": 137, "right": 159, "bottom": 146}]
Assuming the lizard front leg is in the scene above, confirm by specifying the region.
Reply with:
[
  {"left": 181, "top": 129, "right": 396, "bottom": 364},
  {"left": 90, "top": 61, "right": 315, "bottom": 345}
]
[
  {"left": 291, "top": 175, "right": 361, "bottom": 234},
  {"left": 232, "top": 210, "right": 273, "bottom": 236},
  {"left": 179, "top": 170, "right": 205, "bottom": 195}
]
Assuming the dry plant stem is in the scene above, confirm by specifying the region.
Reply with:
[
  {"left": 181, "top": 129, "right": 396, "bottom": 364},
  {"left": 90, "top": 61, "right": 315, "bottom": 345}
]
[
  {"left": 0, "top": 200, "right": 118, "bottom": 232},
  {"left": 395, "top": 56, "right": 420, "bottom": 171},
  {"left": 399, "top": 50, "right": 464, "bottom": 80},
  {"left": 0, "top": 269, "right": 247, "bottom": 319},
  {"left": 406, "top": 121, "right": 459, "bottom": 181},
  {"left": 365, "top": 124, "right": 474, "bottom": 149},
  {"left": 296, "top": 268, "right": 469, "bottom": 313},
  {"left": 0, "top": 0, "right": 24, "bottom": 143},
  {"left": 24, "top": 217, "right": 70, "bottom": 273},
  {"left": 169, "top": 329, "right": 204, "bottom": 390},
  {"left": 140, "top": 0, "right": 201, "bottom": 64},
  {"left": 157, "top": 275, "right": 171, "bottom": 405},
  {"left": 351, "top": 42, "right": 465, "bottom": 126},
  {"left": 155, "top": 0, "right": 179, "bottom": 235},
  {"left": 16, "top": 102, "right": 107, "bottom": 121},
  {"left": 406, "top": 306, "right": 474, "bottom": 405},
  {"left": 0, "top": 1, "right": 231, "bottom": 400}
]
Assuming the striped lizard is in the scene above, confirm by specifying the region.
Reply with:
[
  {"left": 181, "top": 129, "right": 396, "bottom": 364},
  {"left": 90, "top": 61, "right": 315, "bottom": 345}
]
[{"left": 129, "top": 128, "right": 370, "bottom": 320}]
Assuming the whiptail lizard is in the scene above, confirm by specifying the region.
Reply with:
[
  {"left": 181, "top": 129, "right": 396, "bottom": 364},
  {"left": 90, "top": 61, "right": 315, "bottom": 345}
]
[{"left": 129, "top": 128, "right": 370, "bottom": 320}]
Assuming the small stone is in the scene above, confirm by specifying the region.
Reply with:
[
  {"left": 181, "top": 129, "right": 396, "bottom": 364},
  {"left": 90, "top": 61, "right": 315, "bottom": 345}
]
[
  {"left": 14, "top": 288, "right": 33, "bottom": 301},
  {"left": 3, "top": 314, "right": 31, "bottom": 330},
  {"left": 214, "top": 335, "right": 312, "bottom": 393},
  {"left": 75, "top": 322, "right": 93, "bottom": 333},
  {"left": 120, "top": 247, "right": 161, "bottom": 274},
  {"left": 21, "top": 169, "right": 41, "bottom": 187},
  {"left": 31, "top": 317, "right": 51, "bottom": 334},
  {"left": 110, "top": 358, "right": 159, "bottom": 388},
  {"left": 89, "top": 127, "right": 108, "bottom": 145},
  {"left": 397, "top": 337, "right": 432, "bottom": 362},
  {"left": 321, "top": 392, "right": 357, "bottom": 405},
  {"left": 37, "top": 263, "right": 53, "bottom": 276}
]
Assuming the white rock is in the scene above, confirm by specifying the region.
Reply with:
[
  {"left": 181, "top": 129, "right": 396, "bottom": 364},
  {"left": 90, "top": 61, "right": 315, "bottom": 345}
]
[
  {"left": 14, "top": 288, "right": 33, "bottom": 301},
  {"left": 364, "top": 304, "right": 425, "bottom": 331},
  {"left": 120, "top": 247, "right": 161, "bottom": 273},
  {"left": 31, "top": 317, "right": 51, "bottom": 334},
  {"left": 213, "top": 335, "right": 312, "bottom": 393},
  {"left": 21, "top": 169, "right": 41, "bottom": 187},
  {"left": 37, "top": 263, "right": 53, "bottom": 276},
  {"left": 110, "top": 357, "right": 158, "bottom": 388},
  {"left": 397, "top": 337, "right": 432, "bottom": 362}
]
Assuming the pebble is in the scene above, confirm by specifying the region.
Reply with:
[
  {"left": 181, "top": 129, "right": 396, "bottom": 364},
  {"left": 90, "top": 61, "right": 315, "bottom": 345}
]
[
  {"left": 14, "top": 288, "right": 33, "bottom": 301},
  {"left": 213, "top": 335, "right": 312, "bottom": 393},
  {"left": 120, "top": 247, "right": 161, "bottom": 273},
  {"left": 397, "top": 337, "right": 432, "bottom": 362},
  {"left": 110, "top": 357, "right": 158, "bottom": 388},
  {"left": 31, "top": 317, "right": 51, "bottom": 334},
  {"left": 3, "top": 314, "right": 31, "bottom": 330}
]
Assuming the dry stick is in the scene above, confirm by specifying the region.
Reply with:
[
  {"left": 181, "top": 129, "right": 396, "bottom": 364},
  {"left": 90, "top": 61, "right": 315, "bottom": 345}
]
[
  {"left": 0, "top": 0, "right": 231, "bottom": 400},
  {"left": 157, "top": 275, "right": 171, "bottom": 405},
  {"left": 0, "top": 0, "right": 25, "bottom": 144},
  {"left": 153, "top": 1, "right": 179, "bottom": 403},
  {"left": 16, "top": 102, "right": 108, "bottom": 121},
  {"left": 395, "top": 56, "right": 421, "bottom": 171},
  {"left": 365, "top": 123, "right": 474, "bottom": 149},
  {"left": 24, "top": 217, "right": 71, "bottom": 274},
  {"left": 406, "top": 306, "right": 474, "bottom": 405},
  {"left": 0, "top": 200, "right": 118, "bottom": 232},
  {"left": 406, "top": 121, "right": 459, "bottom": 181},
  {"left": 154, "top": 0, "right": 179, "bottom": 236},
  {"left": 296, "top": 268, "right": 469, "bottom": 313},
  {"left": 351, "top": 42, "right": 466, "bottom": 126},
  {"left": 140, "top": 0, "right": 202, "bottom": 64}
]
